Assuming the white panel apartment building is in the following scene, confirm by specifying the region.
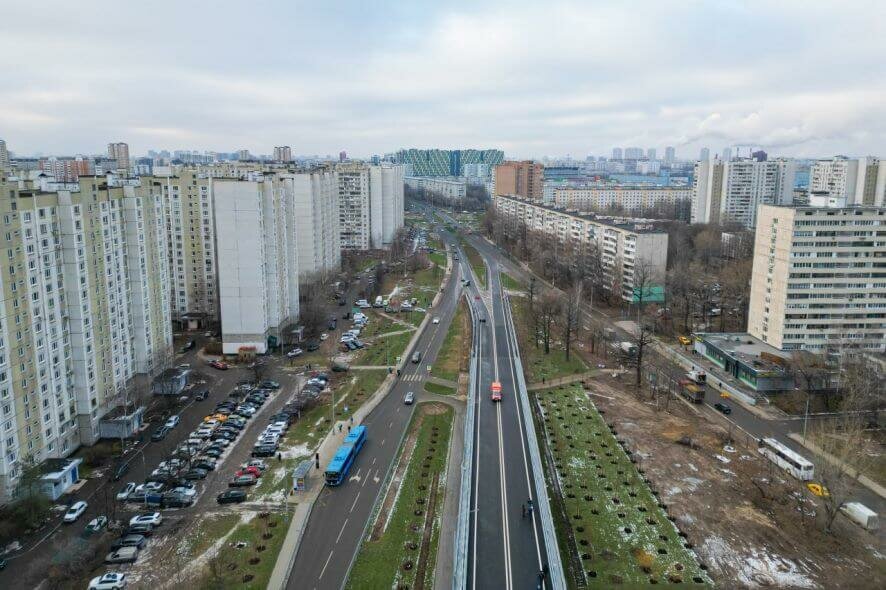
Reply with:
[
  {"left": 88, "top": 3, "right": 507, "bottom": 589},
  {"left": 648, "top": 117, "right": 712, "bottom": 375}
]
[
  {"left": 284, "top": 170, "right": 340, "bottom": 279},
  {"left": 748, "top": 204, "right": 886, "bottom": 352},
  {"left": 338, "top": 162, "right": 404, "bottom": 250},
  {"left": 214, "top": 179, "right": 299, "bottom": 355},
  {"left": 0, "top": 175, "right": 171, "bottom": 500},
  {"left": 552, "top": 186, "right": 691, "bottom": 212},
  {"left": 404, "top": 176, "right": 467, "bottom": 205},
  {"left": 493, "top": 195, "right": 668, "bottom": 301},
  {"left": 692, "top": 158, "right": 796, "bottom": 227},
  {"left": 809, "top": 156, "right": 886, "bottom": 206}
]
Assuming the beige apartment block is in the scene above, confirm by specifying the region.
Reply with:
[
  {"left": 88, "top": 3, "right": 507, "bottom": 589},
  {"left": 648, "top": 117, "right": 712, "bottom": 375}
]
[
  {"left": 494, "top": 160, "right": 544, "bottom": 200},
  {"left": 748, "top": 204, "right": 886, "bottom": 352}
]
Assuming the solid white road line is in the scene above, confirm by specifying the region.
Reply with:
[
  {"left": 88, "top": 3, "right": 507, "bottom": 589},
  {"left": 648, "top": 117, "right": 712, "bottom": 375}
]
[
  {"left": 350, "top": 491, "right": 362, "bottom": 513},
  {"left": 471, "top": 322, "right": 483, "bottom": 590},
  {"left": 497, "top": 400, "right": 513, "bottom": 590}
]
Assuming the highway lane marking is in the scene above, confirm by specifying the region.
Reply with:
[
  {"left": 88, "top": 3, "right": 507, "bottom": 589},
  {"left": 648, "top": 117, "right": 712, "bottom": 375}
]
[
  {"left": 381, "top": 438, "right": 386, "bottom": 446},
  {"left": 496, "top": 394, "right": 514, "bottom": 590},
  {"left": 336, "top": 518, "right": 349, "bottom": 543},
  {"left": 350, "top": 491, "right": 362, "bottom": 513},
  {"left": 318, "top": 549, "right": 335, "bottom": 580},
  {"left": 389, "top": 420, "right": 394, "bottom": 429},
  {"left": 372, "top": 456, "right": 377, "bottom": 465}
]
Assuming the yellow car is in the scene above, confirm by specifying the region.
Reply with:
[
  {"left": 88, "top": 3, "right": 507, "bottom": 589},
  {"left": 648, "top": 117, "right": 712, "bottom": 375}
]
[
  {"left": 807, "top": 483, "right": 830, "bottom": 497},
  {"left": 678, "top": 335, "right": 692, "bottom": 346}
]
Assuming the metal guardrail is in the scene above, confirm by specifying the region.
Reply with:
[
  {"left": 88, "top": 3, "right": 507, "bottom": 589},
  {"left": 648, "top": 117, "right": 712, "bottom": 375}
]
[
  {"left": 452, "top": 292, "right": 478, "bottom": 590},
  {"left": 503, "top": 294, "right": 567, "bottom": 590}
]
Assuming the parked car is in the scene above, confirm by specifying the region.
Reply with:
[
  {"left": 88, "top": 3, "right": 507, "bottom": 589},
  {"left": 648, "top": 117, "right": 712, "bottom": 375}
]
[
  {"left": 286, "top": 348, "right": 303, "bottom": 358},
  {"left": 88, "top": 572, "right": 128, "bottom": 590},
  {"left": 194, "top": 389, "right": 210, "bottom": 401},
  {"left": 714, "top": 402, "right": 732, "bottom": 415},
  {"left": 63, "top": 501, "right": 88, "bottom": 523},
  {"left": 244, "top": 459, "right": 268, "bottom": 472},
  {"left": 404, "top": 391, "right": 415, "bottom": 405},
  {"left": 105, "top": 547, "right": 139, "bottom": 564},
  {"left": 252, "top": 445, "right": 277, "bottom": 457},
  {"left": 202, "top": 447, "right": 224, "bottom": 458},
  {"left": 217, "top": 489, "right": 248, "bottom": 504},
  {"left": 116, "top": 483, "right": 136, "bottom": 501},
  {"left": 209, "top": 360, "right": 229, "bottom": 370},
  {"left": 129, "top": 513, "right": 162, "bottom": 527},
  {"left": 184, "top": 468, "right": 209, "bottom": 480},
  {"left": 306, "top": 341, "right": 320, "bottom": 352},
  {"left": 678, "top": 335, "right": 693, "bottom": 346},
  {"left": 124, "top": 522, "right": 154, "bottom": 536},
  {"left": 229, "top": 474, "right": 258, "bottom": 487},
  {"left": 164, "top": 415, "right": 181, "bottom": 429},
  {"left": 236, "top": 466, "right": 262, "bottom": 478},
  {"left": 111, "top": 534, "right": 147, "bottom": 550},
  {"left": 193, "top": 459, "right": 217, "bottom": 472},
  {"left": 150, "top": 426, "right": 170, "bottom": 442},
  {"left": 85, "top": 515, "right": 108, "bottom": 534},
  {"left": 260, "top": 380, "right": 280, "bottom": 389}
]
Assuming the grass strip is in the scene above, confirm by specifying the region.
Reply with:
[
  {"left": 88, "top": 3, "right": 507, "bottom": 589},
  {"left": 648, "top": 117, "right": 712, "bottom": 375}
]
[
  {"left": 533, "top": 383, "right": 710, "bottom": 587},
  {"left": 434, "top": 298, "right": 470, "bottom": 382},
  {"left": 423, "top": 381, "right": 456, "bottom": 396},
  {"left": 346, "top": 403, "right": 453, "bottom": 590},
  {"left": 510, "top": 297, "right": 587, "bottom": 383}
]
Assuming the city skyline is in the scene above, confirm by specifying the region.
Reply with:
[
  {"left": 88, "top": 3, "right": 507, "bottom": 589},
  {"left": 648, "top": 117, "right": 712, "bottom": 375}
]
[{"left": 2, "top": 1, "right": 884, "bottom": 158}]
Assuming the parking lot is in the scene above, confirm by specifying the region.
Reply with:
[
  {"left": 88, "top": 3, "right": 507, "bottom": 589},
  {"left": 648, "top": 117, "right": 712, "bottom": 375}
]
[{"left": 0, "top": 336, "right": 307, "bottom": 588}]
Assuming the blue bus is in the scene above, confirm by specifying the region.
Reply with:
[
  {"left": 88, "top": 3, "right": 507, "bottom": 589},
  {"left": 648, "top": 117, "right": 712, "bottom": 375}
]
[{"left": 325, "top": 425, "right": 367, "bottom": 486}]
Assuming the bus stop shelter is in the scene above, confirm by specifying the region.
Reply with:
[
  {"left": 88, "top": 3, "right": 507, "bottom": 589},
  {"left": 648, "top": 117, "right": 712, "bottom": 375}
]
[{"left": 292, "top": 460, "right": 313, "bottom": 492}]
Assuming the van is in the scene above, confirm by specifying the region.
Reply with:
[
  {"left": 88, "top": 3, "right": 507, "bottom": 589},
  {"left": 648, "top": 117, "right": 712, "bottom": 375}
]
[
  {"left": 374, "top": 296, "right": 383, "bottom": 307},
  {"left": 411, "top": 351, "right": 422, "bottom": 364}
]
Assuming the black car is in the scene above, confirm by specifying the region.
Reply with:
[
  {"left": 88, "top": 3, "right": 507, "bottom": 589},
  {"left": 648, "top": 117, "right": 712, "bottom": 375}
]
[
  {"left": 211, "top": 431, "right": 237, "bottom": 442},
  {"left": 252, "top": 445, "right": 277, "bottom": 458},
  {"left": 328, "top": 318, "right": 338, "bottom": 329},
  {"left": 125, "top": 523, "right": 154, "bottom": 536},
  {"left": 714, "top": 402, "right": 732, "bottom": 415},
  {"left": 202, "top": 447, "right": 224, "bottom": 458},
  {"left": 194, "top": 389, "right": 209, "bottom": 401},
  {"left": 306, "top": 341, "right": 320, "bottom": 352},
  {"left": 259, "top": 380, "right": 280, "bottom": 389},
  {"left": 112, "top": 534, "right": 147, "bottom": 549},
  {"left": 183, "top": 468, "right": 208, "bottom": 480},
  {"left": 193, "top": 460, "right": 217, "bottom": 471},
  {"left": 179, "top": 340, "right": 195, "bottom": 353},
  {"left": 151, "top": 426, "right": 170, "bottom": 442},
  {"left": 222, "top": 420, "right": 245, "bottom": 431},
  {"left": 217, "top": 490, "right": 247, "bottom": 504}
]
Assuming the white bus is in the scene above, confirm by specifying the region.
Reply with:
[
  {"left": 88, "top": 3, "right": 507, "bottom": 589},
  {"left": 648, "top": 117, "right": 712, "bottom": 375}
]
[{"left": 758, "top": 438, "right": 814, "bottom": 481}]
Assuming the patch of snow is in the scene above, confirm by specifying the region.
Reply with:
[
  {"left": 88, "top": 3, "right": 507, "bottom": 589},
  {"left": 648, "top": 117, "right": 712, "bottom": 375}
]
[
  {"left": 666, "top": 486, "right": 683, "bottom": 497},
  {"left": 701, "top": 535, "right": 818, "bottom": 589},
  {"left": 715, "top": 454, "right": 731, "bottom": 464},
  {"left": 681, "top": 477, "right": 704, "bottom": 492},
  {"left": 719, "top": 468, "right": 736, "bottom": 477},
  {"left": 687, "top": 463, "right": 699, "bottom": 472},
  {"left": 281, "top": 443, "right": 312, "bottom": 459},
  {"left": 723, "top": 445, "right": 736, "bottom": 453}
]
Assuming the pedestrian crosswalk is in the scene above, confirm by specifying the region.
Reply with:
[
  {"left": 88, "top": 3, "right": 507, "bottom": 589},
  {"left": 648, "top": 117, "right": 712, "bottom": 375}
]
[{"left": 401, "top": 373, "right": 423, "bottom": 382}]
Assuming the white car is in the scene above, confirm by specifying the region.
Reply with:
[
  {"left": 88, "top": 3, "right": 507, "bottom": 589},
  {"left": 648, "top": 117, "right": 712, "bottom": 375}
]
[
  {"left": 320, "top": 333, "right": 328, "bottom": 341},
  {"left": 116, "top": 482, "right": 136, "bottom": 501},
  {"left": 134, "top": 482, "right": 164, "bottom": 495},
  {"left": 171, "top": 486, "right": 197, "bottom": 499},
  {"left": 88, "top": 572, "right": 128, "bottom": 590},
  {"left": 164, "top": 415, "right": 181, "bottom": 429},
  {"left": 432, "top": 317, "right": 440, "bottom": 324},
  {"left": 63, "top": 500, "right": 88, "bottom": 523},
  {"left": 286, "top": 348, "right": 303, "bottom": 358},
  {"left": 129, "top": 512, "right": 162, "bottom": 527}
]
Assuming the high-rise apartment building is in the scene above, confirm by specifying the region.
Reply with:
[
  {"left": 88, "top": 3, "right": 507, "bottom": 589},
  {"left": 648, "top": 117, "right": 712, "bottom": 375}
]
[
  {"left": 664, "top": 146, "right": 676, "bottom": 163},
  {"left": 692, "top": 158, "right": 796, "bottom": 227},
  {"left": 494, "top": 160, "right": 544, "bottom": 200},
  {"left": 107, "top": 142, "right": 130, "bottom": 172},
  {"left": 395, "top": 148, "right": 503, "bottom": 177},
  {"left": 611, "top": 148, "right": 623, "bottom": 160},
  {"left": 646, "top": 148, "right": 657, "bottom": 161},
  {"left": 143, "top": 169, "right": 218, "bottom": 327},
  {"left": 699, "top": 147, "right": 710, "bottom": 161},
  {"left": 285, "top": 170, "right": 340, "bottom": 279},
  {"left": 214, "top": 178, "right": 300, "bottom": 354},
  {"left": 0, "top": 139, "right": 8, "bottom": 170},
  {"left": 0, "top": 176, "right": 171, "bottom": 500},
  {"left": 748, "top": 204, "right": 886, "bottom": 352},
  {"left": 721, "top": 147, "right": 732, "bottom": 162},
  {"left": 237, "top": 150, "right": 251, "bottom": 161},
  {"left": 336, "top": 163, "right": 404, "bottom": 249},
  {"left": 38, "top": 158, "right": 93, "bottom": 182},
  {"left": 809, "top": 156, "right": 886, "bottom": 206},
  {"left": 624, "top": 147, "right": 644, "bottom": 160},
  {"left": 273, "top": 146, "right": 292, "bottom": 162}
]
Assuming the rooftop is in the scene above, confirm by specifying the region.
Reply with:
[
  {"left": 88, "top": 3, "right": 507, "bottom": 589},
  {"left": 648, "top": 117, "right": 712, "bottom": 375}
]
[{"left": 698, "top": 332, "right": 790, "bottom": 374}]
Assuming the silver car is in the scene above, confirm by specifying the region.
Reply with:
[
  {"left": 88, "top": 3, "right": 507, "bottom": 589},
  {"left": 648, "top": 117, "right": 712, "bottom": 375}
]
[{"left": 404, "top": 391, "right": 415, "bottom": 405}]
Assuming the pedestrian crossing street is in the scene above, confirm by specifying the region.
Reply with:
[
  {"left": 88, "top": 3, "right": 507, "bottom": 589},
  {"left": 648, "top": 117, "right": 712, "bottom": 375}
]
[{"left": 401, "top": 373, "right": 423, "bottom": 382}]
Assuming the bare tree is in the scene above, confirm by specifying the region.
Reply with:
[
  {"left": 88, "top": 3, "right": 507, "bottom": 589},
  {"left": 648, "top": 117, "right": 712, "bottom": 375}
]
[
  {"left": 537, "top": 289, "right": 561, "bottom": 354},
  {"left": 631, "top": 261, "right": 660, "bottom": 389},
  {"left": 560, "top": 280, "right": 583, "bottom": 361},
  {"left": 807, "top": 357, "right": 880, "bottom": 533}
]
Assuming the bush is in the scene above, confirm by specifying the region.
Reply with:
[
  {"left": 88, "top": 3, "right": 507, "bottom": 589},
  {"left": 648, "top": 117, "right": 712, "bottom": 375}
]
[{"left": 3, "top": 494, "right": 52, "bottom": 535}]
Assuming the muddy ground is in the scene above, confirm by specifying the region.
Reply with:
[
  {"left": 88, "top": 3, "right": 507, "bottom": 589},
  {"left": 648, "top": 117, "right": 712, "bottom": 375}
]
[{"left": 580, "top": 374, "right": 884, "bottom": 590}]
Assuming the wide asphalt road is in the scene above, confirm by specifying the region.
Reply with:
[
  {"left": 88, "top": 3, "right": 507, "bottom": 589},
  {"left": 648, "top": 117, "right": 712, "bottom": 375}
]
[
  {"left": 286, "top": 230, "right": 464, "bottom": 590},
  {"left": 463, "top": 238, "right": 550, "bottom": 590}
]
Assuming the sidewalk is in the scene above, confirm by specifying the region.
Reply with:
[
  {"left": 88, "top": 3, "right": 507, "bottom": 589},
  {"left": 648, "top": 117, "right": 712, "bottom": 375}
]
[
  {"left": 787, "top": 433, "right": 886, "bottom": 501},
  {"left": 267, "top": 250, "right": 454, "bottom": 590}
]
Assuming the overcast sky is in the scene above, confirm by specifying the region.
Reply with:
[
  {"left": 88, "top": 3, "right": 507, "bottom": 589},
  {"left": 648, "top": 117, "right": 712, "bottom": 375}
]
[{"left": 1, "top": 0, "right": 884, "bottom": 159}]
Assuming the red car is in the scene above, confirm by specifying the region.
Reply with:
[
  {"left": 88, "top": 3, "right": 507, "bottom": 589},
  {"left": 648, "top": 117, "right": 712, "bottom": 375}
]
[
  {"left": 209, "top": 360, "right": 228, "bottom": 370},
  {"left": 235, "top": 466, "right": 262, "bottom": 478}
]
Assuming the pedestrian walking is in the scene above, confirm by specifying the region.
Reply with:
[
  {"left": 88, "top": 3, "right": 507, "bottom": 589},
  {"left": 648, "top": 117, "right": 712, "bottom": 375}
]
[
  {"left": 338, "top": 423, "right": 343, "bottom": 433},
  {"left": 347, "top": 425, "right": 351, "bottom": 433},
  {"left": 349, "top": 416, "right": 354, "bottom": 425},
  {"left": 278, "top": 452, "right": 282, "bottom": 462}
]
